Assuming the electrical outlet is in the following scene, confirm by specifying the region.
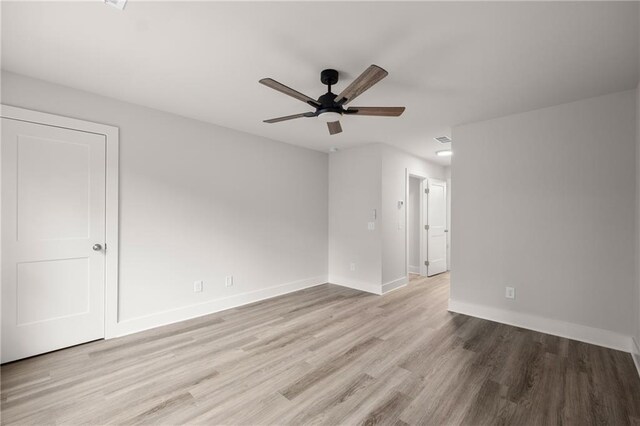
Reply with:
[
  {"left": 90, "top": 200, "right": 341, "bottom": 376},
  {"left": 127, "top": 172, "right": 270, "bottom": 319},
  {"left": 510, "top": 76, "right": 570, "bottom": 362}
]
[
  {"left": 505, "top": 286, "right": 515, "bottom": 299},
  {"left": 193, "top": 280, "right": 203, "bottom": 293},
  {"left": 350, "top": 262, "right": 356, "bottom": 272},
  {"left": 225, "top": 276, "right": 234, "bottom": 287}
]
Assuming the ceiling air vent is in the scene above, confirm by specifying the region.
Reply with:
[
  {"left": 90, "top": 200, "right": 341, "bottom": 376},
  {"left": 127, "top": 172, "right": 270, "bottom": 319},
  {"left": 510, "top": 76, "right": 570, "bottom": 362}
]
[
  {"left": 104, "top": 0, "right": 127, "bottom": 10},
  {"left": 434, "top": 136, "right": 452, "bottom": 144}
]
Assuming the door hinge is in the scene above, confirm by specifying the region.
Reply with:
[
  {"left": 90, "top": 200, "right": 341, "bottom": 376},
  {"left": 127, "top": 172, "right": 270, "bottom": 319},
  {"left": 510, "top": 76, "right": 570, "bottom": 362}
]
[
  {"left": 425, "top": 188, "right": 430, "bottom": 194},
  {"left": 425, "top": 225, "right": 430, "bottom": 230},
  {"left": 424, "top": 261, "right": 430, "bottom": 266}
]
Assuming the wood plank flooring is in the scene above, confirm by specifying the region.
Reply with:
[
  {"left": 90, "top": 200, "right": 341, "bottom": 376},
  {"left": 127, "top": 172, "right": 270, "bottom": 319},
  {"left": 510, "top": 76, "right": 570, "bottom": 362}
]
[{"left": 2, "top": 273, "right": 640, "bottom": 425}]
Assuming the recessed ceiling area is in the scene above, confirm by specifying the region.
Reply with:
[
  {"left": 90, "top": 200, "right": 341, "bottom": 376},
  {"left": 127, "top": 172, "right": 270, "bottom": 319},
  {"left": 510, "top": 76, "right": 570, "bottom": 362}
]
[{"left": 1, "top": 1, "right": 638, "bottom": 165}]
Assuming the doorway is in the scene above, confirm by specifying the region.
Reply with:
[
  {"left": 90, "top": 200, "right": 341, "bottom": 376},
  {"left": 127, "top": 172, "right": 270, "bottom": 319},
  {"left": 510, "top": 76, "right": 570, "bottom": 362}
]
[
  {"left": 405, "top": 170, "right": 448, "bottom": 279},
  {"left": 1, "top": 105, "right": 119, "bottom": 363}
]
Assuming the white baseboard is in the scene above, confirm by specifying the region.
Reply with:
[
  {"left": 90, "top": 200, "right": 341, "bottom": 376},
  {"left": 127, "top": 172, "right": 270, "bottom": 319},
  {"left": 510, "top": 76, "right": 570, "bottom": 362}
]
[
  {"left": 382, "top": 276, "right": 408, "bottom": 294},
  {"left": 408, "top": 265, "right": 420, "bottom": 274},
  {"left": 328, "top": 276, "right": 382, "bottom": 295},
  {"left": 633, "top": 338, "right": 640, "bottom": 378},
  {"left": 114, "top": 275, "right": 327, "bottom": 337},
  {"left": 448, "top": 299, "right": 634, "bottom": 353}
]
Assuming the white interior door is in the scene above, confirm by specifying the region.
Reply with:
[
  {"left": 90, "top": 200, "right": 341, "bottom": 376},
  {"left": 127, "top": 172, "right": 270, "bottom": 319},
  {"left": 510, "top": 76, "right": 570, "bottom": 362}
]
[
  {"left": 1, "top": 118, "right": 106, "bottom": 363},
  {"left": 426, "top": 178, "right": 447, "bottom": 276}
]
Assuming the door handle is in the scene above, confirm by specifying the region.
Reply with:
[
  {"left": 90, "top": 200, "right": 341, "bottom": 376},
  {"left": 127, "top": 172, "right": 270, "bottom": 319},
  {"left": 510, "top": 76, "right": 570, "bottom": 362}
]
[{"left": 92, "top": 244, "right": 103, "bottom": 251}]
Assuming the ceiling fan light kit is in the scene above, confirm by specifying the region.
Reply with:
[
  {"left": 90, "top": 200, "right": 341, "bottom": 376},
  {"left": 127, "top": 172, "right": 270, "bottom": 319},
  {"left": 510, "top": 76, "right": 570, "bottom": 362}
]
[
  {"left": 317, "top": 111, "right": 342, "bottom": 123},
  {"left": 259, "top": 65, "right": 405, "bottom": 135}
]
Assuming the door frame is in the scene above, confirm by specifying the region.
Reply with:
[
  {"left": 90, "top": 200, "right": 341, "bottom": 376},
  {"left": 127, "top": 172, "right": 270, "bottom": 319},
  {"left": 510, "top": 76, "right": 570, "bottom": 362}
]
[
  {"left": 1, "top": 104, "right": 120, "bottom": 339},
  {"left": 405, "top": 169, "right": 428, "bottom": 277}
]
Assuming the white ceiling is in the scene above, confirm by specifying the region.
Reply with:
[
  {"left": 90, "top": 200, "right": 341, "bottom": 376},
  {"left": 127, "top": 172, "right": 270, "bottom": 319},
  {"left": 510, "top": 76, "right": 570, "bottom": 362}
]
[{"left": 2, "top": 1, "right": 639, "bottom": 165}]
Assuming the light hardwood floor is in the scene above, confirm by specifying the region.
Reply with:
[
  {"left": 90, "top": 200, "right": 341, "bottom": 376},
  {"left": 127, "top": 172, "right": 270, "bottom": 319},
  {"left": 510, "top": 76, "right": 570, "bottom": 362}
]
[{"left": 2, "top": 273, "right": 640, "bottom": 425}]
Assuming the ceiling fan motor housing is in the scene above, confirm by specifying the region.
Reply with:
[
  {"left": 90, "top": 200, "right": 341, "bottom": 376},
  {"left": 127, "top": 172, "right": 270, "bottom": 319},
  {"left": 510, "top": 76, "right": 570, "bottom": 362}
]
[
  {"left": 317, "top": 92, "right": 342, "bottom": 113},
  {"left": 317, "top": 69, "right": 344, "bottom": 121}
]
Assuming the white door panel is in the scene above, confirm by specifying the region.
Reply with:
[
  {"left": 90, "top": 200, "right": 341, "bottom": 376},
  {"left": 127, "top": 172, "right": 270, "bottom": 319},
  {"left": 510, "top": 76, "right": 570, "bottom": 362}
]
[
  {"left": 427, "top": 178, "right": 447, "bottom": 276},
  {"left": 17, "top": 135, "right": 92, "bottom": 240},
  {"left": 2, "top": 118, "right": 106, "bottom": 362}
]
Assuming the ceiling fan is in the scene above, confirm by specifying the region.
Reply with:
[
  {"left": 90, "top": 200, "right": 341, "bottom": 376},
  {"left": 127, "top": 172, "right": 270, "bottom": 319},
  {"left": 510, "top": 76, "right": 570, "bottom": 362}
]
[{"left": 259, "top": 65, "right": 405, "bottom": 135}]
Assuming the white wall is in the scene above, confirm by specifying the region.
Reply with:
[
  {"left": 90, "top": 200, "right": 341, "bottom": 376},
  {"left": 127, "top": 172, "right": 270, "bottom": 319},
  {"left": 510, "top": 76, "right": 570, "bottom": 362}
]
[
  {"left": 328, "top": 144, "right": 382, "bottom": 294},
  {"left": 451, "top": 89, "right": 637, "bottom": 349},
  {"left": 328, "top": 143, "right": 444, "bottom": 294},
  {"left": 1, "top": 71, "right": 329, "bottom": 335},
  {"left": 408, "top": 177, "right": 421, "bottom": 273},
  {"left": 380, "top": 145, "right": 446, "bottom": 286}
]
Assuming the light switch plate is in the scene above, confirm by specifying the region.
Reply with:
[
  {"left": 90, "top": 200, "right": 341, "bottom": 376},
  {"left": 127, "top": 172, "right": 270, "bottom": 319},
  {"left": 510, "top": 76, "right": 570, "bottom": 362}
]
[
  {"left": 505, "top": 287, "right": 515, "bottom": 299},
  {"left": 194, "top": 280, "right": 203, "bottom": 293},
  {"left": 368, "top": 222, "right": 375, "bottom": 231}
]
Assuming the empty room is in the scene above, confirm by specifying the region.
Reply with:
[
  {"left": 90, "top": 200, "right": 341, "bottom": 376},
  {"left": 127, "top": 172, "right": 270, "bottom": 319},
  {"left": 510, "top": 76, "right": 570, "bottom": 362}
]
[{"left": 1, "top": 1, "right": 640, "bottom": 425}]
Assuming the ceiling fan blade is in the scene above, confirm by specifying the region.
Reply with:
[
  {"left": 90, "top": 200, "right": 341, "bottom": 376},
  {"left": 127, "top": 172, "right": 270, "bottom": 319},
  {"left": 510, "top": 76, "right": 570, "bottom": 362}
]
[
  {"left": 327, "top": 121, "right": 342, "bottom": 135},
  {"left": 345, "top": 106, "right": 405, "bottom": 117},
  {"left": 263, "top": 112, "right": 314, "bottom": 123},
  {"left": 259, "top": 78, "right": 320, "bottom": 107},
  {"left": 334, "top": 65, "right": 388, "bottom": 105}
]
